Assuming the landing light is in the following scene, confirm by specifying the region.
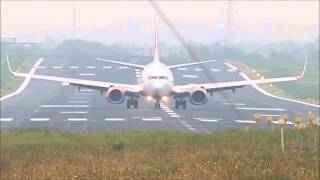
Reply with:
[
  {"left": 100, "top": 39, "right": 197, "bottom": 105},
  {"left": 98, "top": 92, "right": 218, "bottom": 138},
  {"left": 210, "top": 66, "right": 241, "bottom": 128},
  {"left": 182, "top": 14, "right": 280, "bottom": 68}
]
[
  {"left": 146, "top": 96, "right": 153, "bottom": 101},
  {"left": 161, "top": 96, "right": 168, "bottom": 102}
]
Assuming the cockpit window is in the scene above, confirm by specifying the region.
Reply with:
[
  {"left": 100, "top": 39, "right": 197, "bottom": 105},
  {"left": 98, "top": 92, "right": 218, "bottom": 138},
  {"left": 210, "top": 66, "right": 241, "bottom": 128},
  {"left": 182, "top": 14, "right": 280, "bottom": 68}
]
[
  {"left": 158, "top": 76, "right": 168, "bottom": 79},
  {"left": 148, "top": 76, "right": 168, "bottom": 80},
  {"left": 149, "top": 76, "right": 158, "bottom": 79}
]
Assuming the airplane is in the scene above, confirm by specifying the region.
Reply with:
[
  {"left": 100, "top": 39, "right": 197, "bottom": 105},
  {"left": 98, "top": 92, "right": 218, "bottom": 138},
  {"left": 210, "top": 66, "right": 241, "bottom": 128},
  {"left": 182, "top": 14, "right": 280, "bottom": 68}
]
[{"left": 5, "top": 9, "right": 308, "bottom": 109}]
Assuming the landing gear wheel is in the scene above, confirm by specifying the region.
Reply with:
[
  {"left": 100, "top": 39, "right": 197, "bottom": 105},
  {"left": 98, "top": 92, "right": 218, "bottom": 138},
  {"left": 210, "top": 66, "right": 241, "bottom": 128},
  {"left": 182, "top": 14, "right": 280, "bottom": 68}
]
[
  {"left": 126, "top": 99, "right": 131, "bottom": 109},
  {"left": 182, "top": 100, "right": 187, "bottom": 109},
  {"left": 127, "top": 99, "right": 138, "bottom": 109},
  {"left": 175, "top": 99, "right": 187, "bottom": 109},
  {"left": 133, "top": 99, "right": 138, "bottom": 109},
  {"left": 175, "top": 100, "right": 180, "bottom": 109},
  {"left": 154, "top": 100, "right": 161, "bottom": 109}
]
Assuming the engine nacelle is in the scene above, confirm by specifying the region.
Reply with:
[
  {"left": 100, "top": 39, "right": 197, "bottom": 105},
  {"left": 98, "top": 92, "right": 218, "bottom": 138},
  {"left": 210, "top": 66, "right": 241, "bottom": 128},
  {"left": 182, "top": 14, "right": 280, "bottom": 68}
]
[
  {"left": 106, "top": 87, "right": 125, "bottom": 104},
  {"left": 189, "top": 88, "right": 208, "bottom": 105}
]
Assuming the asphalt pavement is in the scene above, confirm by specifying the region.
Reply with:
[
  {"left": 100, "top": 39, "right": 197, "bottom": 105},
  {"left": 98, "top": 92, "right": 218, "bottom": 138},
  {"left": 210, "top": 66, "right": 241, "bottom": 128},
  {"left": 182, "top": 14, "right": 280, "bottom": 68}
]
[{"left": 1, "top": 56, "right": 319, "bottom": 132}]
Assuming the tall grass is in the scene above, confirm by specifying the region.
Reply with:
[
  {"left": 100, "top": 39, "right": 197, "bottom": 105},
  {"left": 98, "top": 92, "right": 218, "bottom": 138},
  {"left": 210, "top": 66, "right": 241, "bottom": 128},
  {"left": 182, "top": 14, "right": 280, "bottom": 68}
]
[{"left": 1, "top": 129, "right": 319, "bottom": 180}]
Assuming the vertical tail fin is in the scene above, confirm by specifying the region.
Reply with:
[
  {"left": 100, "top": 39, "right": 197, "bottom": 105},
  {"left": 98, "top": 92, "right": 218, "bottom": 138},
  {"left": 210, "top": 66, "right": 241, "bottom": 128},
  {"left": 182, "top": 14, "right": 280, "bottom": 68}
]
[{"left": 153, "top": 7, "right": 160, "bottom": 63}]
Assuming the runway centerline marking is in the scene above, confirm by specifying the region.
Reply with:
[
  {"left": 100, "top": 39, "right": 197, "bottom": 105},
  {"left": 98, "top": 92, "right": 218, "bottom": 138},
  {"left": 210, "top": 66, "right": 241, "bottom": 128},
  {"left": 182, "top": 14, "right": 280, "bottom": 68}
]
[
  {"left": 68, "top": 118, "right": 87, "bottom": 121},
  {"left": 30, "top": 118, "right": 50, "bottom": 121},
  {"left": 41, "top": 105, "right": 90, "bottom": 108},
  {"left": 70, "top": 66, "right": 79, "bottom": 69},
  {"left": 105, "top": 118, "right": 125, "bottom": 121},
  {"left": 0, "top": 118, "right": 13, "bottom": 122},
  {"left": 236, "top": 107, "right": 286, "bottom": 111},
  {"left": 234, "top": 120, "right": 257, "bottom": 124}
]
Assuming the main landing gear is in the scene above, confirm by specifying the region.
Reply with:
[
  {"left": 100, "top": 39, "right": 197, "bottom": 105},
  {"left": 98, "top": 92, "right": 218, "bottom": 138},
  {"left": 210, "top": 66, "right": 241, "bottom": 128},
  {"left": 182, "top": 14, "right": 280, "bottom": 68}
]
[
  {"left": 154, "top": 98, "right": 161, "bottom": 109},
  {"left": 175, "top": 99, "right": 187, "bottom": 109},
  {"left": 127, "top": 98, "right": 138, "bottom": 109}
]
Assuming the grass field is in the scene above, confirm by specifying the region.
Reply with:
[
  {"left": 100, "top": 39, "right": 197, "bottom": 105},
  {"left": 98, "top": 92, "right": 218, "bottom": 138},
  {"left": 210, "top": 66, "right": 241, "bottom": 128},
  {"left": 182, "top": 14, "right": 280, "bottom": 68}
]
[
  {"left": 0, "top": 56, "right": 37, "bottom": 97},
  {"left": 1, "top": 129, "right": 319, "bottom": 180},
  {"left": 234, "top": 57, "right": 319, "bottom": 103}
]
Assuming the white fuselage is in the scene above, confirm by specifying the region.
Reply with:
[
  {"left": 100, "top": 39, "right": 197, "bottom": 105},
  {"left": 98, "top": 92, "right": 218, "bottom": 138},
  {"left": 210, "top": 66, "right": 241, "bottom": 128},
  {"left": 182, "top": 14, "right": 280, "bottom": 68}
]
[{"left": 141, "top": 61, "right": 174, "bottom": 98}]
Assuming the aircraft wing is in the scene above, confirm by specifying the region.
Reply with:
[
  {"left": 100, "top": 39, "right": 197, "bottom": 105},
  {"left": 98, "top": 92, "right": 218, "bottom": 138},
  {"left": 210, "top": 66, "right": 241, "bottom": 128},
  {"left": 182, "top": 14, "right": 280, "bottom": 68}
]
[
  {"left": 173, "top": 57, "right": 307, "bottom": 96},
  {"left": 96, "top": 57, "right": 145, "bottom": 69},
  {"left": 168, "top": 59, "right": 216, "bottom": 69},
  {"left": 6, "top": 55, "right": 141, "bottom": 93}
]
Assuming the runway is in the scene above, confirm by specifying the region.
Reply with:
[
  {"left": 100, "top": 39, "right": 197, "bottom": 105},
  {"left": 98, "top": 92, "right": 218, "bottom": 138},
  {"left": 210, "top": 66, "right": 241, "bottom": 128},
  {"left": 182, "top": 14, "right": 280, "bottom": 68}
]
[{"left": 1, "top": 56, "right": 319, "bottom": 132}]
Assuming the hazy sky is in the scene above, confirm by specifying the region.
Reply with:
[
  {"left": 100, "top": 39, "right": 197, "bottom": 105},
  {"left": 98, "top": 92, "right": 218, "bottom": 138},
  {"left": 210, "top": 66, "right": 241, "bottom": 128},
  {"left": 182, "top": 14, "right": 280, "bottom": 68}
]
[{"left": 1, "top": 0, "right": 319, "bottom": 43}]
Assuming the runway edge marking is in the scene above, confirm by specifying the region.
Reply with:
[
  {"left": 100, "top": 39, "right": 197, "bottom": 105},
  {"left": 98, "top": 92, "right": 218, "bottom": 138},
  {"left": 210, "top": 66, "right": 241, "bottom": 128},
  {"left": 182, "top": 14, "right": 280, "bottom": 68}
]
[
  {"left": 239, "top": 72, "right": 319, "bottom": 108},
  {"left": 0, "top": 58, "right": 44, "bottom": 102}
]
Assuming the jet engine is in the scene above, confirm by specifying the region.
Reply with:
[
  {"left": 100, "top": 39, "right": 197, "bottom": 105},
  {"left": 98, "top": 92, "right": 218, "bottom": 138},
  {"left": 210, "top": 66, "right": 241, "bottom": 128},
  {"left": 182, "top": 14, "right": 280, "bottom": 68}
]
[
  {"left": 189, "top": 88, "right": 208, "bottom": 105},
  {"left": 106, "top": 87, "right": 125, "bottom": 104}
]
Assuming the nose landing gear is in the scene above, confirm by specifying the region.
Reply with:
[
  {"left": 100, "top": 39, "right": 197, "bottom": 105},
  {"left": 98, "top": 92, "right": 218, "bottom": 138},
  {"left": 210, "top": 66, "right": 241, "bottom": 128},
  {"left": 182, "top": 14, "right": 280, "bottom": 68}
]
[
  {"left": 154, "top": 98, "right": 161, "bottom": 109},
  {"left": 127, "top": 98, "right": 138, "bottom": 109},
  {"left": 175, "top": 99, "right": 187, "bottom": 109}
]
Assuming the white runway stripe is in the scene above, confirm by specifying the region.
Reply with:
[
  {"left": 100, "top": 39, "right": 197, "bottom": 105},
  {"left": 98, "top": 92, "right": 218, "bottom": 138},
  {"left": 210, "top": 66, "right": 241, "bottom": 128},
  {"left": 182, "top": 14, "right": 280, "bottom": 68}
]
[
  {"left": 60, "top": 111, "right": 88, "bottom": 114},
  {"left": 182, "top": 75, "right": 198, "bottom": 78},
  {"left": 86, "top": 66, "right": 96, "bottom": 69},
  {"left": 223, "top": 102, "right": 246, "bottom": 106},
  {"left": 194, "top": 68, "right": 203, "bottom": 71},
  {"left": 37, "top": 66, "right": 46, "bottom": 69},
  {"left": 105, "top": 118, "right": 125, "bottom": 121},
  {"left": 79, "top": 73, "right": 95, "bottom": 76},
  {"left": 193, "top": 118, "right": 221, "bottom": 122},
  {"left": 177, "top": 67, "right": 187, "bottom": 71},
  {"left": 119, "top": 66, "right": 129, "bottom": 69},
  {"left": 68, "top": 118, "right": 87, "bottom": 121},
  {"left": 260, "top": 114, "right": 281, "bottom": 117},
  {"left": 79, "top": 89, "right": 93, "bottom": 92},
  {"left": 69, "top": 66, "right": 79, "bottom": 69},
  {"left": 170, "top": 115, "right": 181, "bottom": 118},
  {"left": 52, "top": 66, "right": 63, "bottom": 69},
  {"left": 41, "top": 105, "right": 89, "bottom": 108},
  {"left": 235, "top": 120, "right": 257, "bottom": 124},
  {"left": 236, "top": 107, "right": 286, "bottom": 111},
  {"left": 142, "top": 118, "right": 162, "bottom": 121},
  {"left": 224, "top": 62, "right": 238, "bottom": 71},
  {"left": 0, "top": 118, "right": 13, "bottom": 122},
  {"left": 30, "top": 118, "right": 50, "bottom": 121},
  {"left": 272, "top": 121, "right": 294, "bottom": 125},
  {"left": 103, "top": 66, "right": 112, "bottom": 69},
  {"left": 210, "top": 68, "right": 220, "bottom": 72}
]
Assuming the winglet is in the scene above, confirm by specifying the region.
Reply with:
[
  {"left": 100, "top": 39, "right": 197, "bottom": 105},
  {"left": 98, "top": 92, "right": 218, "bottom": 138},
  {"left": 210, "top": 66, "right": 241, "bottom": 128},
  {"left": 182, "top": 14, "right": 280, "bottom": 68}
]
[
  {"left": 297, "top": 56, "right": 308, "bottom": 79},
  {"left": 5, "top": 53, "right": 15, "bottom": 75}
]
